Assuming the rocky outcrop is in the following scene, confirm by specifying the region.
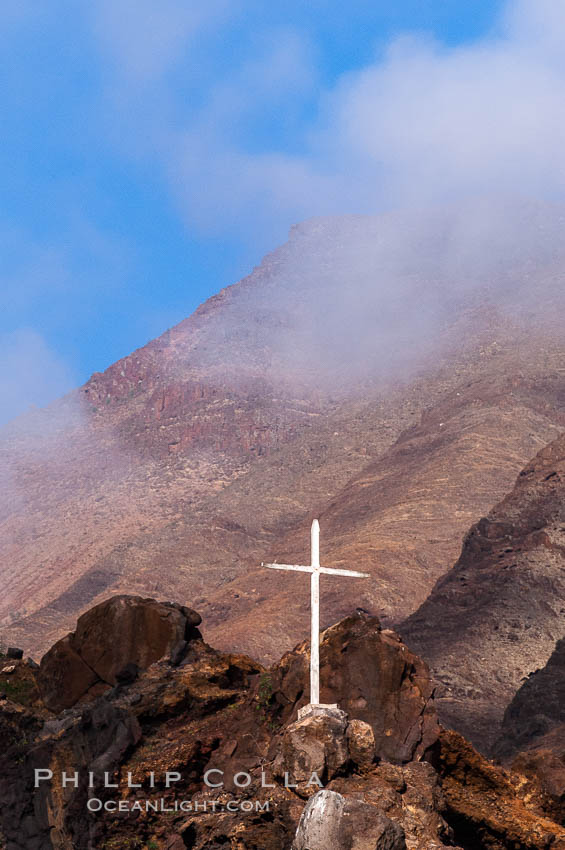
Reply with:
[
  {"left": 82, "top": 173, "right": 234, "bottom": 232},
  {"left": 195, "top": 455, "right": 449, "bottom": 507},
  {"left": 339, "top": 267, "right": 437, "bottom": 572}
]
[
  {"left": 509, "top": 730, "right": 565, "bottom": 827},
  {"left": 37, "top": 596, "right": 202, "bottom": 712},
  {"left": 437, "top": 729, "right": 565, "bottom": 850},
  {"left": 2, "top": 598, "right": 565, "bottom": 850},
  {"left": 328, "top": 762, "right": 456, "bottom": 850},
  {"left": 270, "top": 615, "right": 440, "bottom": 763},
  {"left": 274, "top": 709, "right": 350, "bottom": 794},
  {"left": 274, "top": 709, "right": 377, "bottom": 796},
  {"left": 402, "top": 430, "right": 565, "bottom": 754},
  {"left": 291, "top": 789, "right": 406, "bottom": 850}
]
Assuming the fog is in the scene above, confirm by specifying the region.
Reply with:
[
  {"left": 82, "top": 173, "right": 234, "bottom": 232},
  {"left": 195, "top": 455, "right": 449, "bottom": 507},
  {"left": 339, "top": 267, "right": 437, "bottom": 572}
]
[
  {"left": 184, "top": 196, "right": 565, "bottom": 394},
  {"left": 173, "top": 1, "right": 565, "bottom": 240}
]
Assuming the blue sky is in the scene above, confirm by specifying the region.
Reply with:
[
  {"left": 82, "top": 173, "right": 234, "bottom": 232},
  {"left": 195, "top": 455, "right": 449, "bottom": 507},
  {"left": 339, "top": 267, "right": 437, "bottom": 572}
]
[{"left": 3, "top": 0, "right": 562, "bottom": 423}]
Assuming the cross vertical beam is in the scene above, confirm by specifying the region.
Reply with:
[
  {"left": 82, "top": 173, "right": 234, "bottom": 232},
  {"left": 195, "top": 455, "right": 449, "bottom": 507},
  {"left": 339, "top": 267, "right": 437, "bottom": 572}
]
[{"left": 310, "top": 519, "right": 320, "bottom": 706}]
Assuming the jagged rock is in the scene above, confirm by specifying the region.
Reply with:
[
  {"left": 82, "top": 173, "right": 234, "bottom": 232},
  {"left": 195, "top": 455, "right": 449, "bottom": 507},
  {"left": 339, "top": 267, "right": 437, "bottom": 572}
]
[
  {"left": 271, "top": 615, "right": 439, "bottom": 763},
  {"left": 291, "top": 789, "right": 406, "bottom": 850},
  {"left": 274, "top": 710, "right": 349, "bottom": 794},
  {"left": 347, "top": 719, "right": 376, "bottom": 768},
  {"left": 437, "top": 729, "right": 565, "bottom": 849},
  {"left": 509, "top": 727, "right": 565, "bottom": 825},
  {"left": 0, "top": 697, "right": 142, "bottom": 850},
  {"left": 6, "top": 648, "right": 23, "bottom": 660},
  {"left": 328, "top": 762, "right": 455, "bottom": 849},
  {"left": 37, "top": 595, "right": 202, "bottom": 712},
  {"left": 4, "top": 602, "right": 565, "bottom": 850}
]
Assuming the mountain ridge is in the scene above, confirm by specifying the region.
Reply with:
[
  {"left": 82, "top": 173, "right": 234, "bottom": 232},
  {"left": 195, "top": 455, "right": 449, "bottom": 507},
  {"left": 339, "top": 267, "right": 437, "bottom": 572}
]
[{"left": 3, "top": 203, "right": 565, "bottom": 666}]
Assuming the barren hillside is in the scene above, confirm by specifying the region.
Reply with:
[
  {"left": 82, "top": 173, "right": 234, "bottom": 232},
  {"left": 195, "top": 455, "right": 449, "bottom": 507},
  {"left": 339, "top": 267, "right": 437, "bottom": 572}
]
[{"left": 2, "top": 202, "right": 565, "bottom": 660}]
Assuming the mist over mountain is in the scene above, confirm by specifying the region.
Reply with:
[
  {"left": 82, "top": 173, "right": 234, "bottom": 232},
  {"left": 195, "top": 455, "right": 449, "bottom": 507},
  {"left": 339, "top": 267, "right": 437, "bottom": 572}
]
[{"left": 2, "top": 199, "right": 565, "bottom": 671}]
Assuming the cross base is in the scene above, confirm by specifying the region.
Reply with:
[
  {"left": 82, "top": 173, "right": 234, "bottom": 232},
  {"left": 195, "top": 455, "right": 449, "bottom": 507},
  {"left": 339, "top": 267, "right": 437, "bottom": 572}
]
[{"left": 297, "top": 703, "right": 347, "bottom": 722}]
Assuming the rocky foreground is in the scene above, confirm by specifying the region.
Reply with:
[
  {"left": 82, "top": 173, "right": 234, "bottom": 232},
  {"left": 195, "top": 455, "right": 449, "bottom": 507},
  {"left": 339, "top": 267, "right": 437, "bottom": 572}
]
[{"left": 2, "top": 596, "right": 565, "bottom": 849}]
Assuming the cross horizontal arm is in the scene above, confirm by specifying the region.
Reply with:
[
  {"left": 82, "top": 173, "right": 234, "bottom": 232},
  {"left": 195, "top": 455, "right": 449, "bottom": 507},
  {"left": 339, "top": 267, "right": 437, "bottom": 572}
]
[
  {"left": 319, "top": 566, "right": 370, "bottom": 578},
  {"left": 262, "top": 562, "right": 313, "bottom": 573},
  {"left": 262, "top": 562, "right": 369, "bottom": 578}
]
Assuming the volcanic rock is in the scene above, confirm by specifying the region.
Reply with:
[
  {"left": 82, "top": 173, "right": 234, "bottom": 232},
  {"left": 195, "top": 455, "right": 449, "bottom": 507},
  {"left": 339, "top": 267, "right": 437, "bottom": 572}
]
[
  {"left": 37, "top": 634, "right": 99, "bottom": 712},
  {"left": 37, "top": 595, "right": 202, "bottom": 712},
  {"left": 437, "top": 729, "right": 565, "bottom": 850},
  {"left": 3, "top": 601, "right": 565, "bottom": 849},
  {"left": 328, "top": 762, "right": 456, "bottom": 850},
  {"left": 291, "top": 789, "right": 406, "bottom": 850},
  {"left": 6, "top": 649, "right": 23, "bottom": 661},
  {"left": 347, "top": 718, "right": 376, "bottom": 768},
  {"left": 274, "top": 710, "right": 349, "bottom": 794},
  {"left": 508, "top": 730, "right": 565, "bottom": 827},
  {"left": 270, "top": 615, "right": 440, "bottom": 763}
]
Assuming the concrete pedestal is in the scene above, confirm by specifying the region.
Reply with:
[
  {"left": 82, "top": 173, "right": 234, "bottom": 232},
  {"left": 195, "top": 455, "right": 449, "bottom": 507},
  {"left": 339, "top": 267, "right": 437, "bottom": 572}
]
[{"left": 298, "top": 703, "right": 347, "bottom": 721}]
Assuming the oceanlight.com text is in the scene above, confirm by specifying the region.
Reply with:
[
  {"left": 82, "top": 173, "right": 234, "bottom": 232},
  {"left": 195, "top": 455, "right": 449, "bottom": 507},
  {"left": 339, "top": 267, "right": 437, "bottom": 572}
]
[{"left": 86, "top": 798, "right": 271, "bottom": 814}]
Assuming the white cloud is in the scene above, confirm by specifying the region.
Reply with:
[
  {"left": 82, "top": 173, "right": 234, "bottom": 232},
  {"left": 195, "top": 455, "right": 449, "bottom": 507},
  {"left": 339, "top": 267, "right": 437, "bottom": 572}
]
[
  {"left": 149, "top": 0, "right": 565, "bottom": 238},
  {"left": 0, "top": 329, "right": 75, "bottom": 426}
]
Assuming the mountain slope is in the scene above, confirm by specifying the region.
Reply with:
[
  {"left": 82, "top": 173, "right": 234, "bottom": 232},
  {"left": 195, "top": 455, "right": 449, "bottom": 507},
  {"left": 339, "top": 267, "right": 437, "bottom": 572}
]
[
  {"left": 3, "top": 202, "right": 565, "bottom": 660},
  {"left": 402, "top": 430, "right": 565, "bottom": 754}
]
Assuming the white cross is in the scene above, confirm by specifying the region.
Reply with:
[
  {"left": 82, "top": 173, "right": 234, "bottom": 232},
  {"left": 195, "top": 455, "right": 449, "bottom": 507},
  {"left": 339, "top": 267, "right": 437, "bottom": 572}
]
[{"left": 262, "top": 519, "right": 369, "bottom": 707}]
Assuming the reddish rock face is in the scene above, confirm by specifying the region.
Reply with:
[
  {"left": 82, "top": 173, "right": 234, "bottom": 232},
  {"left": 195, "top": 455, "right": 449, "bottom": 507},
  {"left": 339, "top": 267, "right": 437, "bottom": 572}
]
[
  {"left": 37, "top": 595, "right": 202, "bottom": 712},
  {"left": 36, "top": 634, "right": 100, "bottom": 712},
  {"left": 270, "top": 615, "right": 440, "bottom": 764},
  {"left": 437, "top": 729, "right": 565, "bottom": 850}
]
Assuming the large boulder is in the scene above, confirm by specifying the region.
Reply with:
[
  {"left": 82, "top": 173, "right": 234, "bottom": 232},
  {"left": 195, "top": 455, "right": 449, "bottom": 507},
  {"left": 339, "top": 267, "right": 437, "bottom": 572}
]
[
  {"left": 36, "top": 635, "right": 99, "bottom": 712},
  {"left": 274, "top": 708, "right": 377, "bottom": 796},
  {"left": 271, "top": 615, "right": 439, "bottom": 763},
  {"left": 72, "top": 596, "right": 201, "bottom": 684},
  {"left": 274, "top": 708, "right": 350, "bottom": 794},
  {"left": 291, "top": 789, "right": 406, "bottom": 850},
  {"left": 38, "top": 596, "right": 202, "bottom": 712}
]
